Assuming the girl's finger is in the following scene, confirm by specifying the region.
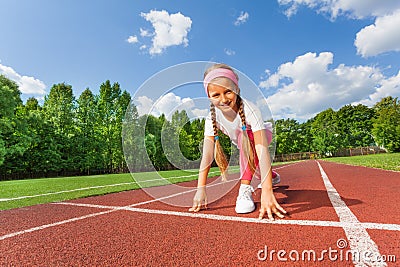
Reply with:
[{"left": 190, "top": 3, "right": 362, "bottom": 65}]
[
  {"left": 267, "top": 208, "right": 274, "bottom": 221},
  {"left": 188, "top": 206, "right": 196, "bottom": 212},
  {"left": 258, "top": 209, "right": 265, "bottom": 220},
  {"left": 276, "top": 204, "right": 287, "bottom": 214},
  {"left": 275, "top": 211, "right": 285, "bottom": 219},
  {"left": 189, "top": 201, "right": 200, "bottom": 212}
]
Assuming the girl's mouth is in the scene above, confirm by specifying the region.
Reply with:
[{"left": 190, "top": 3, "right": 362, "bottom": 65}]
[{"left": 219, "top": 102, "right": 231, "bottom": 107}]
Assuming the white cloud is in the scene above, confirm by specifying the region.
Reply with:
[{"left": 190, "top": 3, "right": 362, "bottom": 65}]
[
  {"left": 140, "top": 10, "right": 192, "bottom": 55},
  {"left": 356, "top": 70, "right": 400, "bottom": 106},
  {"left": 135, "top": 93, "right": 208, "bottom": 119},
  {"left": 234, "top": 11, "right": 249, "bottom": 26},
  {"left": 328, "top": 0, "right": 400, "bottom": 19},
  {"left": 259, "top": 52, "right": 398, "bottom": 120},
  {"left": 278, "top": 0, "right": 400, "bottom": 19},
  {"left": 135, "top": 95, "right": 154, "bottom": 116},
  {"left": 191, "top": 108, "right": 209, "bottom": 118},
  {"left": 127, "top": 35, "right": 139, "bottom": 44},
  {"left": 355, "top": 9, "right": 400, "bottom": 57},
  {"left": 277, "top": 1, "right": 400, "bottom": 57},
  {"left": 224, "top": 48, "right": 236, "bottom": 56},
  {"left": 0, "top": 63, "right": 46, "bottom": 97},
  {"left": 140, "top": 28, "right": 152, "bottom": 37}
]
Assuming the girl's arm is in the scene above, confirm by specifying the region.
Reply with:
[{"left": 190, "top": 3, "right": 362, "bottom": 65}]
[
  {"left": 189, "top": 135, "right": 215, "bottom": 212},
  {"left": 197, "top": 135, "right": 215, "bottom": 187},
  {"left": 253, "top": 130, "right": 287, "bottom": 220}
]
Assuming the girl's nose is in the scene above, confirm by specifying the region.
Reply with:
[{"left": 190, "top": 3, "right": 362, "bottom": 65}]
[{"left": 220, "top": 94, "right": 228, "bottom": 103}]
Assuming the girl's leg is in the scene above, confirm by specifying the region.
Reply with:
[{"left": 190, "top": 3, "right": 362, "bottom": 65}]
[
  {"left": 238, "top": 129, "right": 258, "bottom": 185},
  {"left": 236, "top": 130, "right": 259, "bottom": 213},
  {"left": 238, "top": 125, "right": 278, "bottom": 184}
]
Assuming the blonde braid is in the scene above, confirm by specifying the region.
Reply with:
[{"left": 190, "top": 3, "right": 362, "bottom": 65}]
[
  {"left": 204, "top": 63, "right": 239, "bottom": 182},
  {"left": 210, "top": 103, "right": 228, "bottom": 181},
  {"left": 237, "top": 97, "right": 256, "bottom": 174}
]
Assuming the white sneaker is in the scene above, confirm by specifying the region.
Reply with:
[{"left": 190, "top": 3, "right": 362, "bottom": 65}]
[
  {"left": 257, "top": 172, "right": 281, "bottom": 189},
  {"left": 235, "top": 184, "right": 255, "bottom": 214}
]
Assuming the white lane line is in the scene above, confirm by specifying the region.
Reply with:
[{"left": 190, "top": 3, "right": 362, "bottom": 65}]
[
  {"left": 317, "top": 161, "right": 387, "bottom": 267},
  {"left": 0, "top": 182, "right": 136, "bottom": 202},
  {"left": 0, "top": 209, "right": 115, "bottom": 241},
  {"left": 0, "top": 162, "right": 304, "bottom": 241},
  {"left": 0, "top": 170, "right": 231, "bottom": 202},
  {"left": 0, "top": 178, "right": 238, "bottom": 240},
  {"left": 54, "top": 201, "right": 400, "bottom": 231}
]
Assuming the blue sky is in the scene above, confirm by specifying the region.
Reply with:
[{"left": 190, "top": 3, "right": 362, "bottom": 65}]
[{"left": 1, "top": 0, "right": 400, "bottom": 121}]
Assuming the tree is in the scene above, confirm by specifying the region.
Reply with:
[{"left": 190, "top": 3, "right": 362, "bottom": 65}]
[
  {"left": 43, "top": 83, "right": 75, "bottom": 135},
  {"left": 311, "top": 108, "right": 340, "bottom": 155},
  {"left": 0, "top": 75, "right": 21, "bottom": 166},
  {"left": 20, "top": 99, "right": 62, "bottom": 176},
  {"left": 372, "top": 97, "right": 400, "bottom": 152},
  {"left": 43, "top": 83, "right": 77, "bottom": 172},
  {"left": 275, "top": 119, "right": 304, "bottom": 154},
  {"left": 75, "top": 88, "right": 102, "bottom": 174},
  {"left": 97, "top": 80, "right": 131, "bottom": 172},
  {"left": 336, "top": 104, "right": 375, "bottom": 148},
  {"left": 0, "top": 75, "right": 28, "bottom": 173},
  {"left": 299, "top": 120, "right": 313, "bottom": 152}
]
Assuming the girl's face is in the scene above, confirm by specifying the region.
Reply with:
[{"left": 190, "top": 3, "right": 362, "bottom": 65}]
[{"left": 207, "top": 78, "right": 238, "bottom": 114}]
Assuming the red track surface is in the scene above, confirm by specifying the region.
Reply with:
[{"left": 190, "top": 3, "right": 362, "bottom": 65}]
[{"left": 1, "top": 160, "right": 399, "bottom": 266}]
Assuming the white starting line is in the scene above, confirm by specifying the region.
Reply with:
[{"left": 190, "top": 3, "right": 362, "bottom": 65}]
[{"left": 53, "top": 201, "right": 400, "bottom": 232}]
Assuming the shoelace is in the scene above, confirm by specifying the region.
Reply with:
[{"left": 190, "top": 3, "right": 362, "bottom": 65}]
[{"left": 238, "top": 186, "right": 255, "bottom": 201}]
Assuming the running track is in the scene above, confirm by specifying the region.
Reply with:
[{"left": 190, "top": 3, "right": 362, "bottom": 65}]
[{"left": 1, "top": 160, "right": 399, "bottom": 266}]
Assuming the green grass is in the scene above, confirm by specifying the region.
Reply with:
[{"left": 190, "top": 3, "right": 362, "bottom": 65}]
[
  {"left": 323, "top": 152, "right": 400, "bottom": 171},
  {"left": 0, "top": 167, "right": 239, "bottom": 211}
]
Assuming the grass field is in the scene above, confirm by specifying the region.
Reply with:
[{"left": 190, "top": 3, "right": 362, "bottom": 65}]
[
  {"left": 0, "top": 167, "right": 237, "bottom": 211},
  {"left": 323, "top": 152, "right": 400, "bottom": 171}
]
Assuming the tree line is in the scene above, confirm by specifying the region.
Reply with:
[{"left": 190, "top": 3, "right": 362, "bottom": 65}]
[
  {"left": 0, "top": 75, "right": 130, "bottom": 180},
  {"left": 1, "top": 74, "right": 399, "bottom": 180},
  {"left": 274, "top": 97, "right": 400, "bottom": 156}
]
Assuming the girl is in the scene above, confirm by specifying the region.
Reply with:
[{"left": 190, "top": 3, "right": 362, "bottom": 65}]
[{"left": 189, "top": 63, "right": 286, "bottom": 220}]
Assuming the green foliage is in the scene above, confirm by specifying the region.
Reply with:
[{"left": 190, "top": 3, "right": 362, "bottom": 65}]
[
  {"left": 372, "top": 97, "right": 400, "bottom": 152},
  {"left": 0, "top": 71, "right": 399, "bottom": 179},
  {"left": 0, "top": 75, "right": 28, "bottom": 168},
  {"left": 310, "top": 108, "right": 340, "bottom": 155},
  {"left": 275, "top": 118, "right": 308, "bottom": 154},
  {"left": 0, "top": 74, "right": 22, "bottom": 118},
  {"left": 336, "top": 104, "right": 375, "bottom": 148},
  {"left": 0, "top": 77, "right": 132, "bottom": 179}
]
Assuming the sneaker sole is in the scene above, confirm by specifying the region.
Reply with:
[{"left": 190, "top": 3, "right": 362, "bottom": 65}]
[{"left": 235, "top": 205, "right": 256, "bottom": 214}]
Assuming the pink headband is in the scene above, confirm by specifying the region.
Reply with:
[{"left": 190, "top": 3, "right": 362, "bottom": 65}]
[{"left": 203, "top": 68, "right": 238, "bottom": 95}]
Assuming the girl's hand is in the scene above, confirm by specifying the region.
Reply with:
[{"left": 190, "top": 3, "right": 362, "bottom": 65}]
[
  {"left": 258, "top": 190, "right": 286, "bottom": 220},
  {"left": 189, "top": 186, "right": 207, "bottom": 212}
]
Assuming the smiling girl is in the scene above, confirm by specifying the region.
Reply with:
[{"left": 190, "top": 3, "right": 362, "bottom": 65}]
[{"left": 189, "top": 63, "right": 286, "bottom": 220}]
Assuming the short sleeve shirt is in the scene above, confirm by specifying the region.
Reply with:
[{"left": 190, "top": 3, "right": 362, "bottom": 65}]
[{"left": 204, "top": 100, "right": 265, "bottom": 146}]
